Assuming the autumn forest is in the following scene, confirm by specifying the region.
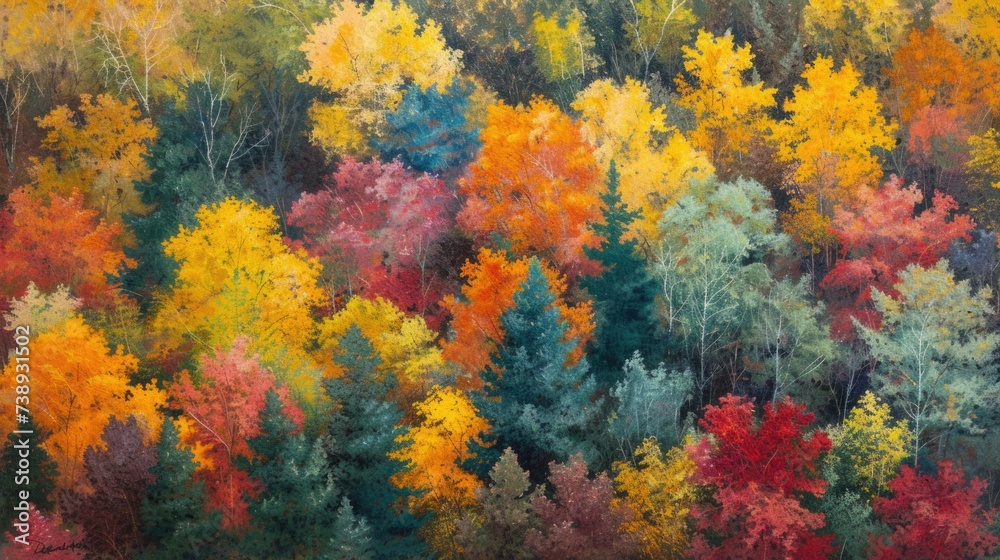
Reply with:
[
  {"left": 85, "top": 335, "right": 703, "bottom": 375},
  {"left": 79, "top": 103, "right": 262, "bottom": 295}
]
[{"left": 1, "top": 0, "right": 999, "bottom": 558}]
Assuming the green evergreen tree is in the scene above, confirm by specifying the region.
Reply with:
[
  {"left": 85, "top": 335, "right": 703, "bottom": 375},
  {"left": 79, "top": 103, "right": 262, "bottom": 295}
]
[
  {"left": 239, "top": 389, "right": 358, "bottom": 559},
  {"left": 582, "top": 161, "right": 662, "bottom": 387},
  {"left": 0, "top": 415, "right": 57, "bottom": 531},
  {"left": 472, "top": 259, "right": 601, "bottom": 482},
  {"left": 138, "top": 416, "right": 221, "bottom": 560},
  {"left": 322, "top": 326, "right": 428, "bottom": 560}
]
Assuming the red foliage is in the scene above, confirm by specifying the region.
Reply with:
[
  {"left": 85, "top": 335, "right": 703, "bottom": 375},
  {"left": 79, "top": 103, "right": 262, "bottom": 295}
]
[
  {"left": 820, "top": 177, "right": 972, "bottom": 339},
  {"left": 527, "top": 454, "right": 637, "bottom": 560},
  {"left": 870, "top": 461, "right": 998, "bottom": 560},
  {"left": 287, "top": 157, "right": 452, "bottom": 325},
  {"left": 687, "top": 395, "right": 834, "bottom": 560},
  {"left": 170, "top": 337, "right": 304, "bottom": 528},
  {"left": 0, "top": 188, "right": 132, "bottom": 305},
  {"left": 3, "top": 505, "right": 83, "bottom": 559}
]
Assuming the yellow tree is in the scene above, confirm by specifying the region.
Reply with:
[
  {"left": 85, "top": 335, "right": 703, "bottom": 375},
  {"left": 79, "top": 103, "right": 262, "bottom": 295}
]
[
  {"left": 829, "top": 392, "right": 911, "bottom": 500},
  {"left": 573, "top": 78, "right": 713, "bottom": 240},
  {"left": 0, "top": 316, "right": 165, "bottom": 488},
  {"left": 613, "top": 438, "right": 697, "bottom": 559},
  {"left": 772, "top": 55, "right": 896, "bottom": 237},
  {"left": 317, "top": 295, "right": 444, "bottom": 408},
  {"left": 676, "top": 30, "right": 776, "bottom": 176},
  {"left": 298, "top": 0, "right": 462, "bottom": 156},
  {"left": 153, "top": 198, "right": 327, "bottom": 399},
  {"left": 391, "top": 386, "right": 490, "bottom": 558},
  {"left": 934, "top": 0, "right": 1000, "bottom": 60},
  {"left": 803, "top": 0, "right": 911, "bottom": 69},
  {"left": 619, "top": 0, "right": 697, "bottom": 78},
  {"left": 32, "top": 93, "right": 157, "bottom": 220},
  {"left": 529, "top": 9, "right": 600, "bottom": 82}
]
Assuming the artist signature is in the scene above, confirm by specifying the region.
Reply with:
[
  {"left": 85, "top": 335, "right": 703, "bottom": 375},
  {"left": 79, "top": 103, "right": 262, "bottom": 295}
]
[{"left": 33, "top": 540, "right": 85, "bottom": 554}]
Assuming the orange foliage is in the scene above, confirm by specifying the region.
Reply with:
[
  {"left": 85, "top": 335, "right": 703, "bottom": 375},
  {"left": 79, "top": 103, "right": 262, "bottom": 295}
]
[
  {"left": 441, "top": 248, "right": 593, "bottom": 388},
  {"left": 458, "top": 98, "right": 604, "bottom": 275}
]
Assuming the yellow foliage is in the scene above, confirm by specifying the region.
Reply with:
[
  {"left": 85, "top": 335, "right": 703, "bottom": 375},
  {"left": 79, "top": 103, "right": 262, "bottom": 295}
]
[
  {"left": 0, "top": 316, "right": 165, "bottom": 488},
  {"left": 318, "top": 296, "right": 444, "bottom": 382},
  {"left": 614, "top": 438, "right": 697, "bottom": 559},
  {"left": 0, "top": 0, "right": 99, "bottom": 77},
  {"left": 530, "top": 9, "right": 600, "bottom": 81},
  {"left": 804, "top": 0, "right": 911, "bottom": 61},
  {"left": 781, "top": 194, "right": 835, "bottom": 254},
  {"left": 934, "top": 0, "right": 1000, "bottom": 60},
  {"left": 298, "top": 0, "right": 462, "bottom": 156},
  {"left": 833, "top": 391, "right": 911, "bottom": 498},
  {"left": 622, "top": 0, "right": 697, "bottom": 67},
  {"left": 154, "top": 198, "right": 327, "bottom": 398},
  {"left": 573, "top": 78, "right": 713, "bottom": 240},
  {"left": 968, "top": 128, "right": 1000, "bottom": 189},
  {"left": 676, "top": 29, "right": 776, "bottom": 173},
  {"left": 772, "top": 55, "right": 896, "bottom": 214},
  {"left": 32, "top": 93, "right": 157, "bottom": 220}
]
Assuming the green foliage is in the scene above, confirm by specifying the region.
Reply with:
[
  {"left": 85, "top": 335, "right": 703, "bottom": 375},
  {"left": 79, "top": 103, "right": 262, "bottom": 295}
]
[
  {"left": 859, "top": 261, "right": 1000, "bottom": 462},
  {"left": 322, "top": 326, "right": 428, "bottom": 560},
  {"left": 138, "top": 417, "right": 221, "bottom": 560},
  {"left": 0, "top": 415, "right": 58, "bottom": 530},
  {"left": 473, "top": 259, "right": 601, "bottom": 481},
  {"left": 582, "top": 161, "right": 662, "bottom": 386}
]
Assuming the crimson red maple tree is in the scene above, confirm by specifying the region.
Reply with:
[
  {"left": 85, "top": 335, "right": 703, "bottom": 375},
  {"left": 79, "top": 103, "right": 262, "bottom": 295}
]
[
  {"left": 820, "top": 177, "right": 972, "bottom": 339},
  {"left": 687, "top": 395, "right": 834, "bottom": 559},
  {"left": 870, "top": 461, "right": 998, "bottom": 560}
]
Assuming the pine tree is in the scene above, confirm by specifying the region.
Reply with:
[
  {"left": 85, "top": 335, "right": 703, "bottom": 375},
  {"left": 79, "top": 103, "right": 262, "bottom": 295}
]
[
  {"left": 138, "top": 417, "right": 221, "bottom": 560},
  {"left": 473, "top": 259, "right": 601, "bottom": 481},
  {"left": 322, "top": 325, "right": 428, "bottom": 559},
  {"left": 0, "top": 415, "right": 58, "bottom": 530},
  {"left": 582, "top": 161, "right": 662, "bottom": 387},
  {"left": 239, "top": 389, "right": 350, "bottom": 558}
]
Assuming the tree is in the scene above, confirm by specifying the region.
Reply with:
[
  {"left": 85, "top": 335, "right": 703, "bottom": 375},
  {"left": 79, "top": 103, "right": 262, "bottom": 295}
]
[
  {"left": 2, "top": 283, "right": 80, "bottom": 335},
  {"left": 373, "top": 78, "right": 481, "bottom": 174},
  {"left": 170, "top": 337, "right": 304, "bottom": 528},
  {"left": 0, "top": 317, "right": 164, "bottom": 488},
  {"left": 618, "top": 0, "right": 697, "bottom": 78},
  {"left": 138, "top": 417, "right": 221, "bottom": 560},
  {"left": 62, "top": 416, "right": 157, "bottom": 559},
  {"left": 472, "top": 259, "right": 600, "bottom": 481},
  {"left": 527, "top": 454, "right": 637, "bottom": 560},
  {"left": 613, "top": 438, "right": 697, "bottom": 559},
  {"left": 0, "top": 189, "right": 134, "bottom": 305},
  {"left": 529, "top": 9, "right": 601, "bottom": 83},
  {"left": 772, "top": 55, "right": 896, "bottom": 236},
  {"left": 153, "top": 197, "right": 327, "bottom": 385},
  {"left": 803, "top": 0, "right": 911, "bottom": 77},
  {"left": 32, "top": 94, "right": 157, "bottom": 220},
  {"left": 655, "top": 177, "right": 787, "bottom": 405},
  {"left": 821, "top": 177, "right": 973, "bottom": 340},
  {"left": 455, "top": 449, "right": 539, "bottom": 560},
  {"left": 745, "top": 276, "right": 834, "bottom": 407},
  {"left": 287, "top": 157, "right": 451, "bottom": 319},
  {"left": 675, "top": 30, "right": 777, "bottom": 175},
  {"left": 390, "top": 386, "right": 490, "bottom": 557},
  {"left": 687, "top": 395, "right": 834, "bottom": 560},
  {"left": 828, "top": 392, "right": 911, "bottom": 500},
  {"left": 298, "top": 0, "right": 461, "bottom": 156},
  {"left": 240, "top": 389, "right": 357, "bottom": 558},
  {"left": 581, "top": 162, "right": 662, "bottom": 384},
  {"left": 441, "top": 249, "right": 593, "bottom": 386},
  {"left": 871, "top": 462, "right": 998, "bottom": 560},
  {"left": 572, "top": 78, "right": 713, "bottom": 240},
  {"left": 457, "top": 97, "right": 604, "bottom": 275},
  {"left": 607, "top": 353, "right": 692, "bottom": 465},
  {"left": 322, "top": 325, "right": 427, "bottom": 559},
  {"left": 858, "top": 261, "right": 999, "bottom": 462},
  {"left": 933, "top": 0, "right": 1000, "bottom": 60}
]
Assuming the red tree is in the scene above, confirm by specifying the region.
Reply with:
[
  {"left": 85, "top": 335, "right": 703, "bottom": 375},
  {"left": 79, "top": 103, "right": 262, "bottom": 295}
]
[
  {"left": 527, "top": 454, "right": 637, "bottom": 560},
  {"left": 0, "top": 188, "right": 132, "bottom": 305},
  {"left": 687, "top": 395, "right": 834, "bottom": 560},
  {"left": 870, "top": 461, "right": 998, "bottom": 560},
  {"left": 820, "top": 177, "right": 972, "bottom": 339},
  {"left": 170, "top": 337, "right": 304, "bottom": 528},
  {"left": 287, "top": 157, "right": 452, "bottom": 324}
]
